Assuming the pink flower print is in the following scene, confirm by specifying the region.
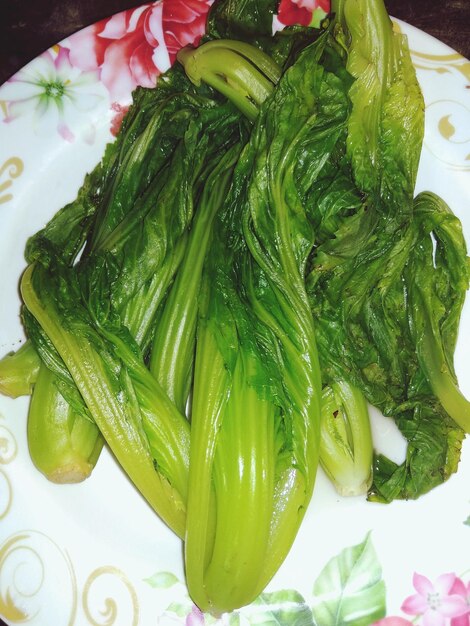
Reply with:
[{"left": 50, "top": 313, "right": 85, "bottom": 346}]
[
  {"left": 66, "top": 0, "right": 212, "bottom": 103},
  {"left": 372, "top": 618, "right": 414, "bottom": 626},
  {"left": 186, "top": 605, "right": 205, "bottom": 626},
  {"left": 0, "top": 46, "right": 105, "bottom": 142},
  {"left": 401, "top": 572, "right": 469, "bottom": 626},
  {"left": 110, "top": 102, "right": 130, "bottom": 136},
  {"left": 67, "top": 4, "right": 168, "bottom": 102},
  {"left": 450, "top": 578, "right": 470, "bottom": 626},
  {"left": 162, "top": 0, "right": 213, "bottom": 63}
]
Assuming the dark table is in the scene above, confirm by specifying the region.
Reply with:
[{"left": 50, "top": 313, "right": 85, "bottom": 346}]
[{"left": 1, "top": 0, "right": 469, "bottom": 85}]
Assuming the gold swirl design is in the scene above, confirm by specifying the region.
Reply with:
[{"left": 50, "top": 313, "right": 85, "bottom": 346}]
[
  {"left": 0, "top": 531, "right": 78, "bottom": 624},
  {"left": 82, "top": 566, "right": 139, "bottom": 626},
  {"left": 423, "top": 99, "right": 470, "bottom": 171},
  {"left": 411, "top": 50, "right": 470, "bottom": 82},
  {"left": 392, "top": 19, "right": 470, "bottom": 81},
  {"left": 0, "top": 157, "right": 24, "bottom": 205},
  {"left": 0, "top": 416, "right": 17, "bottom": 519},
  {"left": 0, "top": 422, "right": 18, "bottom": 465},
  {"left": 0, "top": 469, "right": 12, "bottom": 519},
  {"left": 391, "top": 24, "right": 470, "bottom": 171},
  {"left": 0, "top": 534, "right": 43, "bottom": 622}
]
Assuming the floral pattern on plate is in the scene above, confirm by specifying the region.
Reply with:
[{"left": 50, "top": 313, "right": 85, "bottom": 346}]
[
  {"left": 147, "top": 533, "right": 387, "bottom": 625},
  {"left": 273, "top": 0, "right": 329, "bottom": 30},
  {"left": 0, "top": 0, "right": 330, "bottom": 141},
  {"left": 64, "top": 0, "right": 213, "bottom": 102},
  {"left": 374, "top": 573, "right": 470, "bottom": 626},
  {"left": 0, "top": 0, "right": 214, "bottom": 141},
  {"left": 146, "top": 537, "right": 470, "bottom": 626},
  {"left": 0, "top": 47, "right": 106, "bottom": 143}
]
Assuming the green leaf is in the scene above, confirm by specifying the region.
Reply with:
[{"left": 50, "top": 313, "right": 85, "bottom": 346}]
[
  {"left": 21, "top": 262, "right": 189, "bottom": 538},
  {"left": 185, "top": 37, "right": 337, "bottom": 614},
  {"left": 250, "top": 589, "right": 314, "bottom": 626},
  {"left": 405, "top": 192, "right": 470, "bottom": 433},
  {"left": 307, "top": 6, "right": 468, "bottom": 501},
  {"left": 464, "top": 516, "right": 470, "bottom": 527},
  {"left": 310, "top": 8, "right": 328, "bottom": 28},
  {"left": 143, "top": 571, "right": 181, "bottom": 589},
  {"left": 165, "top": 602, "right": 190, "bottom": 617},
  {"left": 206, "top": 0, "right": 278, "bottom": 42},
  {"left": 311, "top": 533, "right": 385, "bottom": 626},
  {"left": 333, "top": 0, "right": 424, "bottom": 205}
]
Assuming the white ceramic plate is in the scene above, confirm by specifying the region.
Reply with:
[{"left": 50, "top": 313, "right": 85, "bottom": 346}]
[{"left": 0, "top": 4, "right": 469, "bottom": 625}]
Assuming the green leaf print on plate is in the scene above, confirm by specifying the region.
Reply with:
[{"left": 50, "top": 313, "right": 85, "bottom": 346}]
[
  {"left": 310, "top": 532, "right": 385, "bottom": 626},
  {"left": 149, "top": 533, "right": 386, "bottom": 625},
  {"left": 143, "top": 571, "right": 181, "bottom": 589},
  {"left": 252, "top": 589, "right": 315, "bottom": 626}
]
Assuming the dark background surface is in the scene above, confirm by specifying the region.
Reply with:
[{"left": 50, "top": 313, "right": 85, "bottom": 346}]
[{"left": 0, "top": 0, "right": 469, "bottom": 85}]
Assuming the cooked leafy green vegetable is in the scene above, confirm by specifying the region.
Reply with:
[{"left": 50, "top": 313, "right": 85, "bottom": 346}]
[
  {"left": 306, "top": 0, "right": 469, "bottom": 502},
  {"left": 183, "top": 31, "right": 371, "bottom": 612},
  {"left": 178, "top": 40, "right": 281, "bottom": 121},
  {"left": 0, "top": 0, "right": 468, "bottom": 615},
  {"left": 11, "top": 64, "right": 246, "bottom": 486},
  {"left": 21, "top": 261, "right": 190, "bottom": 536},
  {"left": 320, "top": 380, "right": 373, "bottom": 496},
  {"left": 27, "top": 364, "right": 102, "bottom": 483},
  {"left": 18, "top": 65, "right": 247, "bottom": 508},
  {"left": 149, "top": 139, "right": 245, "bottom": 413},
  {"left": 0, "top": 72, "right": 210, "bottom": 482},
  {"left": 406, "top": 192, "right": 470, "bottom": 433},
  {"left": 337, "top": 0, "right": 424, "bottom": 204}
]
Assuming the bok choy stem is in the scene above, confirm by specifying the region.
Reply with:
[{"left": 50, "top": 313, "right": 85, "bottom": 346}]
[
  {"left": 183, "top": 35, "right": 325, "bottom": 614},
  {"left": 0, "top": 341, "right": 41, "bottom": 398},
  {"left": 319, "top": 381, "right": 373, "bottom": 496},
  {"left": 28, "top": 364, "right": 103, "bottom": 483},
  {"left": 178, "top": 39, "right": 282, "bottom": 121},
  {"left": 149, "top": 141, "right": 244, "bottom": 413},
  {"left": 21, "top": 263, "right": 188, "bottom": 537}
]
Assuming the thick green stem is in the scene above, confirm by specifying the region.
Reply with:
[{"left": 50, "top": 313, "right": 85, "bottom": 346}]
[
  {"left": 178, "top": 40, "right": 281, "bottom": 121},
  {"left": 184, "top": 324, "right": 230, "bottom": 612},
  {"left": 180, "top": 39, "right": 282, "bottom": 84},
  {"left": 28, "top": 363, "right": 103, "bottom": 483},
  {"left": 204, "top": 352, "right": 276, "bottom": 613},
  {"left": 411, "top": 287, "right": 470, "bottom": 433},
  {"left": 319, "top": 380, "right": 373, "bottom": 496},
  {"left": 0, "top": 340, "right": 41, "bottom": 397},
  {"left": 185, "top": 328, "right": 276, "bottom": 614},
  {"left": 21, "top": 263, "right": 187, "bottom": 537},
  {"left": 149, "top": 143, "right": 241, "bottom": 412}
]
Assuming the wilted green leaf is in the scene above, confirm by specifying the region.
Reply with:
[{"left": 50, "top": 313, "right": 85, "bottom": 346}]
[{"left": 311, "top": 533, "right": 385, "bottom": 626}]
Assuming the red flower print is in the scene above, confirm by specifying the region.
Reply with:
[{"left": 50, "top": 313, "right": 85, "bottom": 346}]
[
  {"left": 163, "top": 0, "right": 213, "bottom": 62},
  {"left": 110, "top": 102, "right": 130, "bottom": 136},
  {"left": 276, "top": 0, "right": 330, "bottom": 27},
  {"left": 66, "top": 0, "right": 212, "bottom": 103}
]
